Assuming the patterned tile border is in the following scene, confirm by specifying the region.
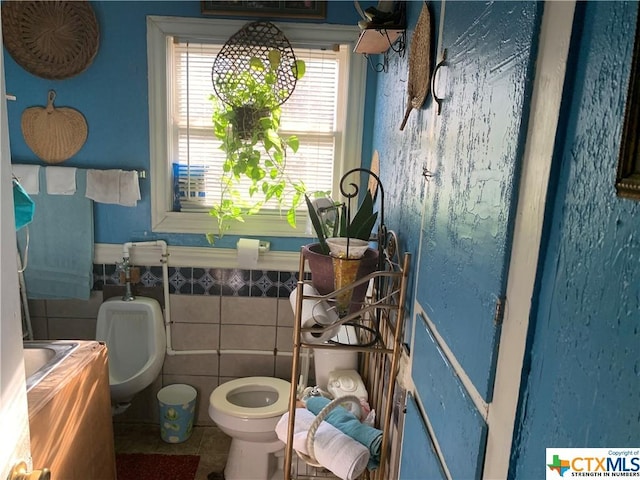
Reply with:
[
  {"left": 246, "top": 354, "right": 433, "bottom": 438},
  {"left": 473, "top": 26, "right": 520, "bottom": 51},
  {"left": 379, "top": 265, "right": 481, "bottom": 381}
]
[{"left": 93, "top": 264, "right": 302, "bottom": 298}]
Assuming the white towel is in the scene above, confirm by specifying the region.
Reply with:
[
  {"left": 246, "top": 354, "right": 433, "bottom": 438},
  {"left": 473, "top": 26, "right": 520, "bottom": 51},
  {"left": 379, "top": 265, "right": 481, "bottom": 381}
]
[
  {"left": 275, "top": 409, "right": 369, "bottom": 480},
  {"left": 118, "top": 170, "right": 141, "bottom": 206},
  {"left": 86, "top": 169, "right": 120, "bottom": 204},
  {"left": 12, "top": 164, "right": 40, "bottom": 194},
  {"left": 46, "top": 166, "right": 77, "bottom": 195},
  {"left": 86, "top": 169, "right": 140, "bottom": 206},
  {"left": 289, "top": 284, "right": 341, "bottom": 344}
]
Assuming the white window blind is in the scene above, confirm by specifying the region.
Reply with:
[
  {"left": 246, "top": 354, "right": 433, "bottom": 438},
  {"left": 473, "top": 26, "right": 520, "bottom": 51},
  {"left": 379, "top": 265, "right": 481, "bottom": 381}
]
[{"left": 172, "top": 41, "right": 339, "bottom": 213}]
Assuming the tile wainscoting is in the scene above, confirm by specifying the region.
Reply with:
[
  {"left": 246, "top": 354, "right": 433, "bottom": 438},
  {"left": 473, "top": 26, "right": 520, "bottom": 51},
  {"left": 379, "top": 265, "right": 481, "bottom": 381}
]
[{"left": 28, "top": 260, "right": 306, "bottom": 426}]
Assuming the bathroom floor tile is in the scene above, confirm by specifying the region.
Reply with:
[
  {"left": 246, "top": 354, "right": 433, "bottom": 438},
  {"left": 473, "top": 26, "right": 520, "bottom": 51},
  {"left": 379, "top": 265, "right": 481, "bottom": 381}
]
[
  {"left": 113, "top": 423, "right": 231, "bottom": 478},
  {"left": 199, "top": 426, "right": 232, "bottom": 455}
]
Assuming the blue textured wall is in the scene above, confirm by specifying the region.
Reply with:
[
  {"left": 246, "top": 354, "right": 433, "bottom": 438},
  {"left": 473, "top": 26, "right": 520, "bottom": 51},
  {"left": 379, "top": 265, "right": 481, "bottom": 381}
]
[
  {"left": 370, "top": 0, "right": 640, "bottom": 478},
  {"left": 511, "top": 1, "right": 640, "bottom": 476},
  {"left": 371, "top": 0, "right": 439, "bottom": 327},
  {"left": 3, "top": 0, "right": 368, "bottom": 251}
]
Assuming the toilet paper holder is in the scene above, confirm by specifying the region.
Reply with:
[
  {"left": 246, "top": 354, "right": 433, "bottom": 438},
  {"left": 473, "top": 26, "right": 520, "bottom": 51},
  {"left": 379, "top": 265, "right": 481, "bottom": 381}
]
[
  {"left": 236, "top": 238, "right": 271, "bottom": 268},
  {"left": 236, "top": 238, "right": 270, "bottom": 253}
]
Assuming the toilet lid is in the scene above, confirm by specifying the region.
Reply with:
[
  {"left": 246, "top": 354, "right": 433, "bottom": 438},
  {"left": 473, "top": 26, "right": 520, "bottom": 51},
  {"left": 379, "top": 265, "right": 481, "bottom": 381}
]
[{"left": 210, "top": 377, "right": 291, "bottom": 419}]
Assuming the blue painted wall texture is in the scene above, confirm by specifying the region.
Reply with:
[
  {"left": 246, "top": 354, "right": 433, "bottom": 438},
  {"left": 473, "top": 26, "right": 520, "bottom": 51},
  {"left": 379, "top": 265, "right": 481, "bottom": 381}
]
[
  {"left": 4, "top": 0, "right": 640, "bottom": 477},
  {"left": 510, "top": 1, "right": 640, "bottom": 476},
  {"left": 3, "top": 0, "right": 367, "bottom": 251},
  {"left": 371, "top": 0, "right": 639, "bottom": 478}
]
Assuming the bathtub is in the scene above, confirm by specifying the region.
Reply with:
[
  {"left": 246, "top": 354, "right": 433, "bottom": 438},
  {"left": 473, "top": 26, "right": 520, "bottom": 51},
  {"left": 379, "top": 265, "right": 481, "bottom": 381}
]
[{"left": 23, "top": 341, "right": 79, "bottom": 392}]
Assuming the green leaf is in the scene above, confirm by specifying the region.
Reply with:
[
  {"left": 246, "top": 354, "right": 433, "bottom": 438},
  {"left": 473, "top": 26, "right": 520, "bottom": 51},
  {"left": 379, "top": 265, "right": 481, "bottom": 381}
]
[
  {"left": 272, "top": 149, "right": 284, "bottom": 164},
  {"left": 287, "top": 206, "right": 297, "bottom": 228},
  {"left": 294, "top": 181, "right": 307, "bottom": 193},
  {"left": 350, "top": 212, "right": 378, "bottom": 240},
  {"left": 295, "top": 60, "right": 306, "bottom": 80},
  {"left": 268, "top": 50, "right": 281, "bottom": 70},
  {"left": 265, "top": 129, "right": 281, "bottom": 149},
  {"left": 347, "top": 189, "right": 375, "bottom": 239},
  {"left": 286, "top": 136, "right": 299, "bottom": 153},
  {"left": 249, "top": 57, "right": 265, "bottom": 71},
  {"left": 305, "top": 194, "right": 329, "bottom": 254},
  {"left": 291, "top": 191, "right": 301, "bottom": 211}
]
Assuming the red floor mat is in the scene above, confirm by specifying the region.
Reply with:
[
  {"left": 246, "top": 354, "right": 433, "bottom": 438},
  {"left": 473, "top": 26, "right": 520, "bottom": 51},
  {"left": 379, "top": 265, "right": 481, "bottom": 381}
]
[{"left": 116, "top": 453, "right": 200, "bottom": 480}]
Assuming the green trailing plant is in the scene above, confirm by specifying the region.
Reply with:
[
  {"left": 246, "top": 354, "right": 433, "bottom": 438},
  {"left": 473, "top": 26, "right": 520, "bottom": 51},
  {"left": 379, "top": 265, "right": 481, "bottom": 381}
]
[
  {"left": 305, "top": 189, "right": 378, "bottom": 255},
  {"left": 206, "top": 51, "right": 306, "bottom": 244}
]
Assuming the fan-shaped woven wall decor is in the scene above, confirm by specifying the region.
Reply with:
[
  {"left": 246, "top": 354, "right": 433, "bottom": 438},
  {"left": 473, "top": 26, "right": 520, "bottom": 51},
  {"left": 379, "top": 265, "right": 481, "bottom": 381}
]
[
  {"left": 399, "top": 3, "right": 432, "bottom": 131},
  {"left": 212, "top": 21, "right": 299, "bottom": 108},
  {"left": 1, "top": 0, "right": 99, "bottom": 80},
  {"left": 21, "top": 90, "right": 88, "bottom": 164}
]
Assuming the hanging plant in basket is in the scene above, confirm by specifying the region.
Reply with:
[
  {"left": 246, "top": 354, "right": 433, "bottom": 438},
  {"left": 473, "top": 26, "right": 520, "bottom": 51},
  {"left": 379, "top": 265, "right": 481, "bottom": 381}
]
[{"left": 207, "top": 21, "right": 307, "bottom": 243}]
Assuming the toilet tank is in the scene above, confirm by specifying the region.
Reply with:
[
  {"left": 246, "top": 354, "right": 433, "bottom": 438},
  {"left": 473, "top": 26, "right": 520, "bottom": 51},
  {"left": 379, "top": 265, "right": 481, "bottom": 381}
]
[{"left": 96, "top": 297, "right": 166, "bottom": 382}]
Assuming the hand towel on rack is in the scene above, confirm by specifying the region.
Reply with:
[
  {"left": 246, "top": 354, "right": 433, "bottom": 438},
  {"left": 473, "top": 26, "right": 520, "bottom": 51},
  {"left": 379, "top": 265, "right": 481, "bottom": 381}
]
[
  {"left": 86, "top": 169, "right": 119, "bottom": 204},
  {"left": 289, "top": 284, "right": 341, "bottom": 344},
  {"left": 46, "top": 166, "right": 77, "bottom": 194},
  {"left": 16, "top": 169, "right": 93, "bottom": 300},
  {"left": 306, "top": 396, "right": 383, "bottom": 470},
  {"left": 119, "top": 169, "right": 141, "bottom": 206},
  {"left": 275, "top": 408, "right": 369, "bottom": 480},
  {"left": 86, "top": 169, "right": 140, "bottom": 206},
  {"left": 12, "top": 164, "right": 40, "bottom": 194}
]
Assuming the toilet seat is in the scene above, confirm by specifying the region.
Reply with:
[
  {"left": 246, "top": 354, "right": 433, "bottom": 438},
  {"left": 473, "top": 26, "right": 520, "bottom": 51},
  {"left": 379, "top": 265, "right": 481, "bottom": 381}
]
[{"left": 210, "top": 376, "right": 290, "bottom": 419}]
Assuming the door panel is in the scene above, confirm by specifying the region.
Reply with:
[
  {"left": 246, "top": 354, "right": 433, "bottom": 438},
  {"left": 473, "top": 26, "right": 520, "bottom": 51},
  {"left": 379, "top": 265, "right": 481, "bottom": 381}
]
[
  {"left": 417, "top": 0, "right": 542, "bottom": 402},
  {"left": 412, "top": 313, "right": 487, "bottom": 479},
  {"left": 399, "top": 394, "right": 446, "bottom": 480}
]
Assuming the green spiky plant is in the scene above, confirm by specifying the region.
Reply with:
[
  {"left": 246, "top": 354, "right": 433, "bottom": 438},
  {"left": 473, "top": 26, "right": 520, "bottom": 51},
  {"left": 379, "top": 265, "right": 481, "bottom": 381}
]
[
  {"left": 206, "top": 51, "right": 306, "bottom": 244},
  {"left": 305, "top": 189, "right": 378, "bottom": 255}
]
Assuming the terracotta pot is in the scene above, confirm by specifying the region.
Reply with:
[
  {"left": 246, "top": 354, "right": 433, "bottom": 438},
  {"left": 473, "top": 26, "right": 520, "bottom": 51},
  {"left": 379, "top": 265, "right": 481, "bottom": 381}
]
[{"left": 302, "top": 243, "right": 380, "bottom": 314}]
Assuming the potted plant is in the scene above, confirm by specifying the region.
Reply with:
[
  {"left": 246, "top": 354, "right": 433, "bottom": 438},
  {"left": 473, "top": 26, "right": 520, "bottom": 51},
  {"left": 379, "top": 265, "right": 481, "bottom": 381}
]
[
  {"left": 206, "top": 51, "right": 306, "bottom": 243},
  {"left": 304, "top": 187, "right": 381, "bottom": 315}
]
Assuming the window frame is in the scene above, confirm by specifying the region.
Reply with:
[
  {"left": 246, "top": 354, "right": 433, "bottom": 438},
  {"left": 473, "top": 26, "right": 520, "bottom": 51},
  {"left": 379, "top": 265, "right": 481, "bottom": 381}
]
[{"left": 147, "top": 15, "right": 367, "bottom": 236}]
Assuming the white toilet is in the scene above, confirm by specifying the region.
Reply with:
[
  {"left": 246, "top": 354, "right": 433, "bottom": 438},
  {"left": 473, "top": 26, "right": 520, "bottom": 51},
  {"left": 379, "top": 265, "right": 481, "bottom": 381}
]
[
  {"left": 208, "top": 376, "right": 291, "bottom": 480},
  {"left": 208, "top": 325, "right": 359, "bottom": 480},
  {"left": 96, "top": 296, "right": 166, "bottom": 408}
]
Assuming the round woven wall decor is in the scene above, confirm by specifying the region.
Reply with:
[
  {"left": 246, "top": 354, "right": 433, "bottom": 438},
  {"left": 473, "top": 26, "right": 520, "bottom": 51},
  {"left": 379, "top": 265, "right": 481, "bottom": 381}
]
[
  {"left": 212, "top": 21, "right": 299, "bottom": 108},
  {"left": 2, "top": 1, "right": 99, "bottom": 80}
]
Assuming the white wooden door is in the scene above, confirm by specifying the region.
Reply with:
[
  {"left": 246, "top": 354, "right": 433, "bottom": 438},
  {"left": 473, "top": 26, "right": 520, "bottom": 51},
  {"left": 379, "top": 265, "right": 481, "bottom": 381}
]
[
  {"left": 483, "top": 2, "right": 576, "bottom": 477},
  {"left": 0, "top": 14, "right": 32, "bottom": 479}
]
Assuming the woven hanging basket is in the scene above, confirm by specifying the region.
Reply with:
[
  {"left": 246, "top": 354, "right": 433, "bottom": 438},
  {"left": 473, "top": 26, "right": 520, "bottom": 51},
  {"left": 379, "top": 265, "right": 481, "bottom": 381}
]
[
  {"left": 21, "top": 90, "right": 88, "bottom": 164},
  {"left": 1, "top": 0, "right": 99, "bottom": 80},
  {"left": 212, "top": 21, "right": 299, "bottom": 108}
]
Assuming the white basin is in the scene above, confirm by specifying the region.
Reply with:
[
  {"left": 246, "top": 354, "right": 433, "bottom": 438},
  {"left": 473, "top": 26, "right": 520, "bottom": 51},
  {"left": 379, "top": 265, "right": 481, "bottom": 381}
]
[{"left": 23, "top": 341, "right": 79, "bottom": 391}]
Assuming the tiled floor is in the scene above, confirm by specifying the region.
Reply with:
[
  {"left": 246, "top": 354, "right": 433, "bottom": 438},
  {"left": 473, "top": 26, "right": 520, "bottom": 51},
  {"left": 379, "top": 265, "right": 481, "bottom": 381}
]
[{"left": 113, "top": 423, "right": 231, "bottom": 480}]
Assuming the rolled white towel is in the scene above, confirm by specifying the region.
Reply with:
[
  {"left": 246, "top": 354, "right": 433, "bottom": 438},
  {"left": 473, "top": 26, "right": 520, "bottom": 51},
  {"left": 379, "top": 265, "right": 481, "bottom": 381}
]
[
  {"left": 275, "top": 408, "right": 369, "bottom": 480},
  {"left": 46, "top": 166, "right": 77, "bottom": 195},
  {"left": 289, "top": 284, "right": 341, "bottom": 344}
]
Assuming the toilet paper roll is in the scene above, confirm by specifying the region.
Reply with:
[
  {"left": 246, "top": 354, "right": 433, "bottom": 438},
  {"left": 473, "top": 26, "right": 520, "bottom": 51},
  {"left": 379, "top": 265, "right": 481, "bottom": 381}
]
[
  {"left": 237, "top": 238, "right": 260, "bottom": 268},
  {"left": 289, "top": 284, "right": 341, "bottom": 344}
]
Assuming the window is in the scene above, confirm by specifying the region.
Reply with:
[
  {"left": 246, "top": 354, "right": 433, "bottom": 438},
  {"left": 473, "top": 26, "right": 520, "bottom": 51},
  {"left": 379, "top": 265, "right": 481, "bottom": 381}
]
[{"left": 147, "top": 16, "right": 366, "bottom": 236}]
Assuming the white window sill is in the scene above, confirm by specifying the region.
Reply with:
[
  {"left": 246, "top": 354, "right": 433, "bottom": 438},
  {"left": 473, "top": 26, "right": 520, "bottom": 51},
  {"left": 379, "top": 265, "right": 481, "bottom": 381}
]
[{"left": 93, "top": 242, "right": 303, "bottom": 271}]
